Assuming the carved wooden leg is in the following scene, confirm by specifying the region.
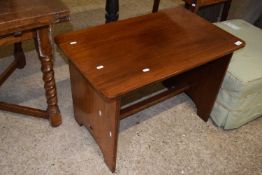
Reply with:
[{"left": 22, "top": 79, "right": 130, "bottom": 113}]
[
  {"left": 35, "top": 26, "right": 62, "bottom": 127},
  {"left": 152, "top": 0, "right": 160, "bottom": 13},
  {"left": 69, "top": 63, "right": 120, "bottom": 172},
  {"left": 105, "top": 0, "right": 119, "bottom": 23},
  {"left": 14, "top": 42, "right": 26, "bottom": 69},
  {"left": 186, "top": 54, "right": 232, "bottom": 121}
]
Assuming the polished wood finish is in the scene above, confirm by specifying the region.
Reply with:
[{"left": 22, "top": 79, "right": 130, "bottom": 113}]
[
  {"left": 55, "top": 7, "right": 243, "bottom": 100},
  {"left": 183, "top": 0, "right": 231, "bottom": 21},
  {"left": 55, "top": 7, "right": 244, "bottom": 172},
  {"left": 0, "top": 31, "right": 34, "bottom": 46},
  {"left": 186, "top": 53, "right": 232, "bottom": 121},
  {"left": 0, "top": 0, "right": 70, "bottom": 127}
]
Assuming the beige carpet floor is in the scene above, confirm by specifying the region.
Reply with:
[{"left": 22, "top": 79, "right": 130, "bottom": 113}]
[{"left": 0, "top": 0, "right": 262, "bottom": 174}]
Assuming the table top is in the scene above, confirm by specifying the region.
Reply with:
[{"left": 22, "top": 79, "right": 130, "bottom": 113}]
[
  {"left": 0, "top": 0, "right": 70, "bottom": 35},
  {"left": 55, "top": 7, "right": 244, "bottom": 99}
]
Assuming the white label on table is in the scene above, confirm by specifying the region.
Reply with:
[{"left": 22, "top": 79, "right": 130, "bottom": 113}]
[
  {"left": 98, "top": 110, "right": 102, "bottom": 117},
  {"left": 234, "top": 41, "right": 242, "bottom": 46},
  {"left": 70, "top": 41, "right": 77, "bottom": 45},
  {"left": 96, "top": 65, "right": 104, "bottom": 70},
  {"left": 142, "top": 68, "right": 150, "bottom": 72}
]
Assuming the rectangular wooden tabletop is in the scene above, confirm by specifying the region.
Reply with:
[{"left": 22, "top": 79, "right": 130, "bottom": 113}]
[
  {"left": 0, "top": 0, "right": 69, "bottom": 35},
  {"left": 55, "top": 7, "right": 244, "bottom": 100}
]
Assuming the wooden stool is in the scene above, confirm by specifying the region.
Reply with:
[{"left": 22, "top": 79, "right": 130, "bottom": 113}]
[{"left": 0, "top": 0, "right": 69, "bottom": 127}]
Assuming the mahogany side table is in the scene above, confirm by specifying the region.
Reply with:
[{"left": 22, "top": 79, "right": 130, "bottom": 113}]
[
  {"left": 0, "top": 0, "right": 70, "bottom": 127},
  {"left": 55, "top": 7, "right": 244, "bottom": 172}
]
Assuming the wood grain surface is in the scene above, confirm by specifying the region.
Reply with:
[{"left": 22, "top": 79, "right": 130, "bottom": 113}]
[{"left": 0, "top": 0, "right": 69, "bottom": 36}]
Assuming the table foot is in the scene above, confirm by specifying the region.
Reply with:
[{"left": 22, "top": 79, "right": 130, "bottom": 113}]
[{"left": 49, "top": 112, "right": 62, "bottom": 127}]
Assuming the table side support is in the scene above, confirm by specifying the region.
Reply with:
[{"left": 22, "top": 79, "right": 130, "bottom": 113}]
[
  {"left": 69, "top": 63, "right": 120, "bottom": 172},
  {"left": 186, "top": 53, "right": 232, "bottom": 121},
  {"left": 35, "top": 26, "right": 62, "bottom": 127}
]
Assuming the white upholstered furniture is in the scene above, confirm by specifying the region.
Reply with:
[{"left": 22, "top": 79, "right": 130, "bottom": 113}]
[{"left": 211, "top": 19, "right": 262, "bottom": 129}]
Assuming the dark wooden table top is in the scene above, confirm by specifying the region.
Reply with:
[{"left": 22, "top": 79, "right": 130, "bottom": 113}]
[
  {"left": 0, "top": 0, "right": 69, "bottom": 36},
  {"left": 55, "top": 7, "right": 244, "bottom": 99}
]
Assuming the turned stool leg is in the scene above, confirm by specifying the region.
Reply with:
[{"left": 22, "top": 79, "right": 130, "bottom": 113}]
[{"left": 35, "top": 26, "right": 62, "bottom": 127}]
